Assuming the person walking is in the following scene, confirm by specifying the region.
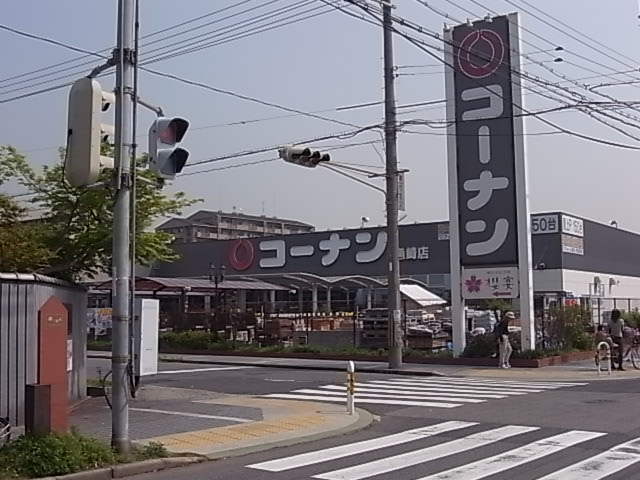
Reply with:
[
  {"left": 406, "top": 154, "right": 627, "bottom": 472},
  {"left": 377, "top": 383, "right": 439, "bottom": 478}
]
[
  {"left": 497, "top": 311, "right": 515, "bottom": 369},
  {"left": 607, "top": 309, "right": 625, "bottom": 371}
]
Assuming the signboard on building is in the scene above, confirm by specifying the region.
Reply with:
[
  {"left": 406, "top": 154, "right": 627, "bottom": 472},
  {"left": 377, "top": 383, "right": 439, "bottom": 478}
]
[
  {"left": 562, "top": 234, "right": 584, "bottom": 255},
  {"left": 462, "top": 267, "right": 519, "bottom": 299},
  {"left": 531, "top": 214, "right": 559, "bottom": 235},
  {"left": 562, "top": 215, "right": 584, "bottom": 237},
  {"left": 157, "top": 223, "right": 452, "bottom": 278}
]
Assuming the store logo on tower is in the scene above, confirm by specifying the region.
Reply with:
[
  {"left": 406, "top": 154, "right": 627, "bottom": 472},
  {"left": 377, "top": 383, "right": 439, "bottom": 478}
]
[{"left": 457, "top": 29, "right": 505, "bottom": 79}]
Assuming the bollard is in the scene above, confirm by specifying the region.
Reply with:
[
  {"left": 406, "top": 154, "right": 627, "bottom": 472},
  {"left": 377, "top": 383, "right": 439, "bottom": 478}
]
[
  {"left": 347, "top": 360, "right": 355, "bottom": 415},
  {"left": 596, "top": 341, "right": 611, "bottom": 376}
]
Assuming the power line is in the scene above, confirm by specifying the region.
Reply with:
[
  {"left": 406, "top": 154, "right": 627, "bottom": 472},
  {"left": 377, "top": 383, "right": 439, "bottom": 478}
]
[
  {"left": 337, "top": 0, "right": 640, "bottom": 150},
  {"left": 186, "top": 123, "right": 382, "bottom": 168},
  {"left": 507, "top": 0, "right": 640, "bottom": 70},
  {"left": 405, "top": 0, "right": 640, "bottom": 142},
  {"left": 0, "top": 0, "right": 261, "bottom": 85},
  {"left": 181, "top": 157, "right": 279, "bottom": 176},
  {"left": 0, "top": 21, "right": 375, "bottom": 136},
  {"left": 142, "top": 0, "right": 315, "bottom": 60},
  {"left": 140, "top": 66, "right": 364, "bottom": 129}
]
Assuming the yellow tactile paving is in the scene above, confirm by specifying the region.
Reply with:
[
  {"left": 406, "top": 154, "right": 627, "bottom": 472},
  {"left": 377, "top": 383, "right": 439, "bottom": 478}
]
[{"left": 141, "top": 412, "right": 330, "bottom": 449}]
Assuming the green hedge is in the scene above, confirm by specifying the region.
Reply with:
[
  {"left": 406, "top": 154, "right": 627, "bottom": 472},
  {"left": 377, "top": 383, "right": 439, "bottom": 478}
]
[
  {"left": 0, "top": 432, "right": 115, "bottom": 478},
  {"left": 0, "top": 433, "right": 169, "bottom": 479}
]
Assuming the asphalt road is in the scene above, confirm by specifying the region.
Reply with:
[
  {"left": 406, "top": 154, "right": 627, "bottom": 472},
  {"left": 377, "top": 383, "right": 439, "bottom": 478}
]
[{"left": 87, "top": 358, "right": 640, "bottom": 479}]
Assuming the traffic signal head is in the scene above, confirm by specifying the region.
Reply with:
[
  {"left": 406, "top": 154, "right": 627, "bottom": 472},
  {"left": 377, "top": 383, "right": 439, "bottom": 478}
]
[
  {"left": 278, "top": 145, "right": 330, "bottom": 168},
  {"left": 148, "top": 117, "right": 190, "bottom": 180},
  {"left": 65, "top": 78, "right": 115, "bottom": 187}
]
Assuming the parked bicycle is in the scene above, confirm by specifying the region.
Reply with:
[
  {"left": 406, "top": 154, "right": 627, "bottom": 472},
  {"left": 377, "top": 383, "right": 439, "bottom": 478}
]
[
  {"left": 0, "top": 417, "right": 10, "bottom": 446},
  {"left": 595, "top": 333, "right": 640, "bottom": 370}
]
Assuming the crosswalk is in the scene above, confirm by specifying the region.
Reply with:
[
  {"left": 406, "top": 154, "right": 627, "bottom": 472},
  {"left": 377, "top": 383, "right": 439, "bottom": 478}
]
[
  {"left": 247, "top": 421, "right": 640, "bottom": 479},
  {"left": 262, "top": 376, "right": 587, "bottom": 409}
]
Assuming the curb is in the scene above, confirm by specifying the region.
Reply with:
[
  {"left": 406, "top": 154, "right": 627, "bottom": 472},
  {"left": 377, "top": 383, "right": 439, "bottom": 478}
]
[
  {"left": 40, "top": 457, "right": 204, "bottom": 480},
  {"left": 203, "top": 406, "right": 375, "bottom": 461},
  {"left": 88, "top": 352, "right": 444, "bottom": 377}
]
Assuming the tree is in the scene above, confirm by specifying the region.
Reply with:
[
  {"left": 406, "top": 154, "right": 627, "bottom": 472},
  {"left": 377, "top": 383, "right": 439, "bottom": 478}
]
[{"left": 0, "top": 145, "right": 200, "bottom": 280}]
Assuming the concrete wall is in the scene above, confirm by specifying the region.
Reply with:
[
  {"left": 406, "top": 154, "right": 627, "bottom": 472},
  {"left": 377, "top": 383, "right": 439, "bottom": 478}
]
[{"left": 0, "top": 275, "right": 86, "bottom": 427}]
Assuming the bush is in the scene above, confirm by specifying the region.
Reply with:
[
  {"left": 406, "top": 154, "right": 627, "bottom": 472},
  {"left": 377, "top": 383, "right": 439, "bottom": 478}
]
[
  {"left": 623, "top": 310, "right": 640, "bottom": 329},
  {"left": 545, "top": 306, "right": 593, "bottom": 351},
  {"left": 159, "top": 331, "right": 219, "bottom": 350},
  {"left": 135, "top": 442, "right": 168, "bottom": 460},
  {"left": 0, "top": 432, "right": 115, "bottom": 478},
  {"left": 462, "top": 334, "right": 498, "bottom": 358}
]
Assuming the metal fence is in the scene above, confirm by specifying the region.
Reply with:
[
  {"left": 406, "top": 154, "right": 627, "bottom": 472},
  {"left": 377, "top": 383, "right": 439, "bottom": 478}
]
[{"left": 0, "top": 274, "right": 87, "bottom": 427}]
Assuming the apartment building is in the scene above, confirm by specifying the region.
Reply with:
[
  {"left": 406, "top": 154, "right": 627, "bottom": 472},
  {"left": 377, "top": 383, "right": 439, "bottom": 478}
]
[{"left": 157, "top": 209, "right": 315, "bottom": 243}]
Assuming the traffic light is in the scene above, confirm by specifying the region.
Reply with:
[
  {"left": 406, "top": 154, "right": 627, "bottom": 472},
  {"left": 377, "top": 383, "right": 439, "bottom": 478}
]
[
  {"left": 148, "top": 117, "right": 190, "bottom": 180},
  {"left": 65, "top": 78, "right": 115, "bottom": 187},
  {"left": 278, "top": 145, "right": 330, "bottom": 168}
]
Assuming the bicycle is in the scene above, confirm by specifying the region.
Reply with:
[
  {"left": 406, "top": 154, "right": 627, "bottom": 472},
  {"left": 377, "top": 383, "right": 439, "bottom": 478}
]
[
  {"left": 0, "top": 417, "right": 10, "bottom": 446},
  {"left": 621, "top": 335, "right": 640, "bottom": 369},
  {"left": 595, "top": 334, "right": 640, "bottom": 371}
]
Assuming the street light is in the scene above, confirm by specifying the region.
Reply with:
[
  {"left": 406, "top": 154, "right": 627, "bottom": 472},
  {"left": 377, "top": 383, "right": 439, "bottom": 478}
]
[
  {"left": 361, "top": 216, "right": 370, "bottom": 228},
  {"left": 209, "top": 264, "right": 226, "bottom": 332}
]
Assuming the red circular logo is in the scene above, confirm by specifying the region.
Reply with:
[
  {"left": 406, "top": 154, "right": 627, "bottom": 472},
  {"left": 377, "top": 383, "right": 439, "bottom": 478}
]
[
  {"left": 228, "top": 239, "right": 254, "bottom": 271},
  {"left": 457, "top": 29, "right": 505, "bottom": 79}
]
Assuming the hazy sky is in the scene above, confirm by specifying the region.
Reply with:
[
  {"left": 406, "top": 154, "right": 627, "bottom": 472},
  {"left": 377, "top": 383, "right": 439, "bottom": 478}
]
[{"left": 2, "top": 0, "right": 640, "bottom": 232}]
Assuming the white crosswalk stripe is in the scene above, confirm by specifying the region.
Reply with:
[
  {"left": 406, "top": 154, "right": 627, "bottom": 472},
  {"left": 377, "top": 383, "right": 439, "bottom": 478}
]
[
  {"left": 262, "top": 376, "right": 585, "bottom": 409},
  {"left": 247, "top": 421, "right": 476, "bottom": 472},
  {"left": 537, "top": 437, "right": 640, "bottom": 479},
  {"left": 313, "top": 425, "right": 539, "bottom": 480},
  {"left": 417, "top": 430, "right": 606, "bottom": 480},
  {"left": 246, "top": 423, "right": 640, "bottom": 480}
]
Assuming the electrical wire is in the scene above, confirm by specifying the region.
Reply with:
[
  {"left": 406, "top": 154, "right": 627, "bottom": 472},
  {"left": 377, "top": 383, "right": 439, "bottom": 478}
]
[
  {"left": 456, "top": 0, "right": 640, "bottom": 128},
  {"left": 0, "top": 0, "right": 261, "bottom": 85},
  {"left": 0, "top": 2, "right": 319, "bottom": 95},
  {"left": 507, "top": 0, "right": 640, "bottom": 70},
  {"left": 140, "top": 66, "right": 364, "bottom": 129},
  {"left": 141, "top": 0, "right": 317, "bottom": 60},
  {"left": 337, "top": 0, "right": 640, "bottom": 150},
  {"left": 181, "top": 157, "right": 279, "bottom": 176},
  {"left": 395, "top": 0, "right": 640, "bottom": 142}
]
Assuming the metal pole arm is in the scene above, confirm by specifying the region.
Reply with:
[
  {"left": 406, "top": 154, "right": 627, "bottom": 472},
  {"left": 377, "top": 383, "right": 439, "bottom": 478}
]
[{"left": 321, "top": 164, "right": 386, "bottom": 194}]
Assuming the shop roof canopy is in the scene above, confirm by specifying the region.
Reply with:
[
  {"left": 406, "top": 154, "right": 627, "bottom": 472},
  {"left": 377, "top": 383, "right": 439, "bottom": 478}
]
[{"left": 91, "top": 276, "right": 287, "bottom": 293}]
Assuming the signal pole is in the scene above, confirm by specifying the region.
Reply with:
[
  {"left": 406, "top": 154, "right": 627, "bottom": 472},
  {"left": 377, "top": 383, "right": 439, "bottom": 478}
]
[
  {"left": 112, "top": 0, "right": 135, "bottom": 453},
  {"left": 382, "top": 0, "right": 403, "bottom": 369}
]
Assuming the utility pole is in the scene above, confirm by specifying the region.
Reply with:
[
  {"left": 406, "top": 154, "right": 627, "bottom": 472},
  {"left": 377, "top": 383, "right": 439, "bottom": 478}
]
[
  {"left": 112, "top": 0, "right": 135, "bottom": 453},
  {"left": 383, "top": 0, "right": 402, "bottom": 369}
]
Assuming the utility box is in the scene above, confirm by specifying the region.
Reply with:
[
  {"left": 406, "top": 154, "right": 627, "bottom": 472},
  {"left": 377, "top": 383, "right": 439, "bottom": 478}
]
[{"left": 133, "top": 299, "right": 159, "bottom": 377}]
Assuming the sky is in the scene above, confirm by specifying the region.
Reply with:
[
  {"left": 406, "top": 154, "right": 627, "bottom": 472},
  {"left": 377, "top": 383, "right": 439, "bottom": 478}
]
[{"left": 1, "top": 0, "right": 640, "bottom": 232}]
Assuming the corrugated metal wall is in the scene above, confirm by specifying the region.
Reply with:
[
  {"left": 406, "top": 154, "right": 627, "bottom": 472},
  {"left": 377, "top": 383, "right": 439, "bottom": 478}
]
[{"left": 0, "top": 278, "right": 86, "bottom": 427}]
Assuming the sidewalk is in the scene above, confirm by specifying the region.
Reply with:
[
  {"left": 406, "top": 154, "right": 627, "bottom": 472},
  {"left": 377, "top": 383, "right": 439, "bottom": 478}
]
[
  {"left": 71, "top": 385, "right": 372, "bottom": 459},
  {"left": 87, "top": 351, "right": 640, "bottom": 382}
]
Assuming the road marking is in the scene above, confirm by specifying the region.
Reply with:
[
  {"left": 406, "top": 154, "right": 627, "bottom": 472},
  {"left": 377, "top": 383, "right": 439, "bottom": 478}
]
[
  {"left": 247, "top": 421, "right": 476, "bottom": 472},
  {"left": 314, "top": 425, "right": 539, "bottom": 480},
  {"left": 417, "top": 377, "right": 588, "bottom": 388},
  {"left": 538, "top": 437, "right": 640, "bottom": 479},
  {"left": 263, "top": 394, "right": 462, "bottom": 408},
  {"left": 417, "top": 430, "right": 606, "bottom": 480},
  {"left": 130, "top": 407, "right": 251, "bottom": 423},
  {"left": 375, "top": 379, "right": 546, "bottom": 393},
  {"left": 156, "top": 366, "right": 252, "bottom": 374},
  {"left": 291, "top": 388, "right": 485, "bottom": 403},
  {"left": 368, "top": 380, "right": 535, "bottom": 395},
  {"left": 338, "top": 383, "right": 507, "bottom": 398}
]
